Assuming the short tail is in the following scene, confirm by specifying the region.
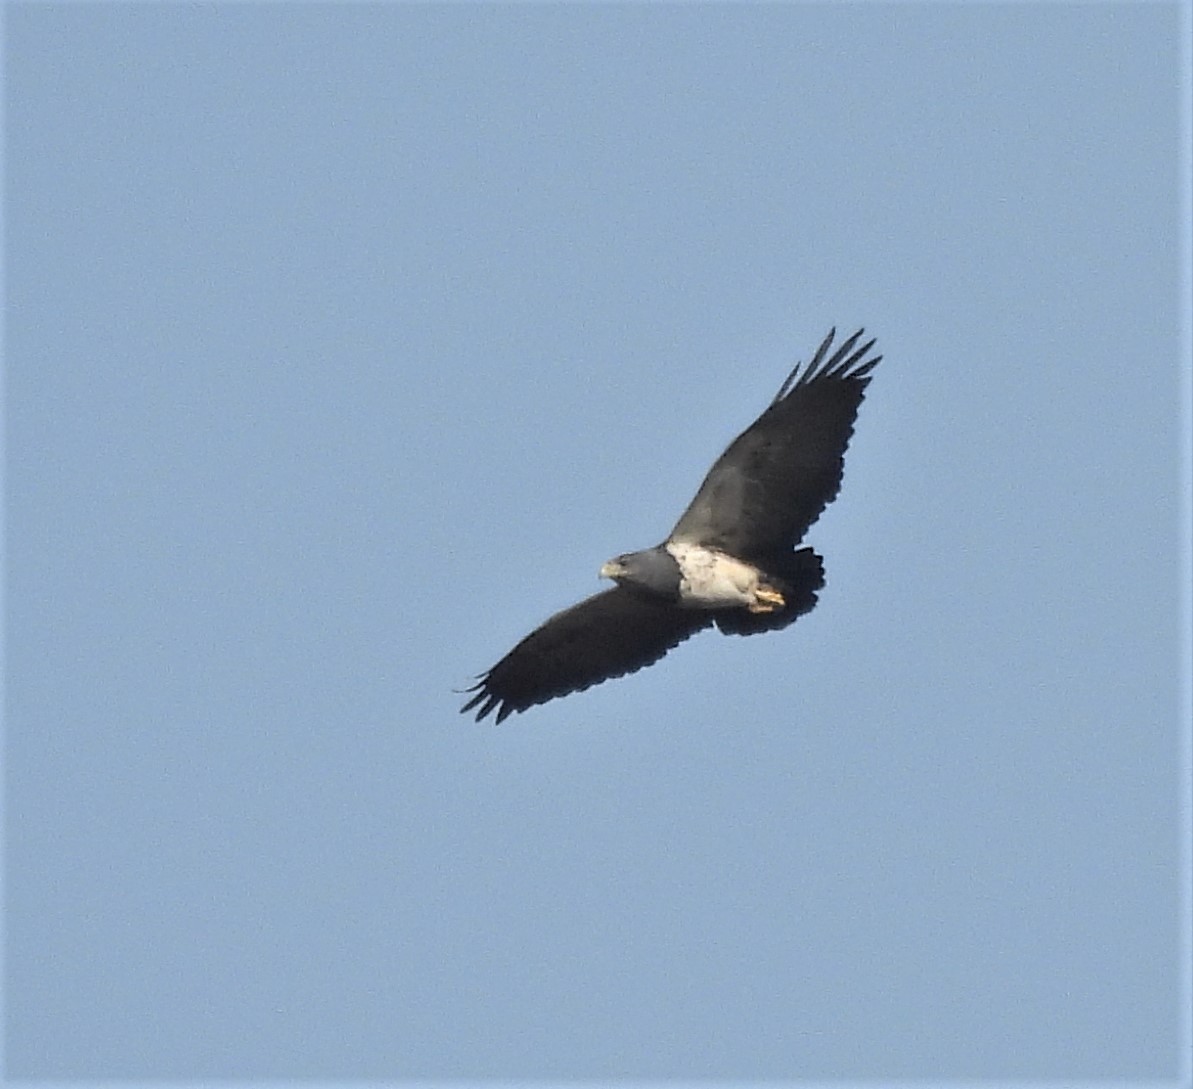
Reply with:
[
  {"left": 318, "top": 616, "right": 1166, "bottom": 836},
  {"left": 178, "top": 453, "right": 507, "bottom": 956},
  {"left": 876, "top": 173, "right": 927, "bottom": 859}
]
[{"left": 714, "top": 547, "right": 825, "bottom": 636}]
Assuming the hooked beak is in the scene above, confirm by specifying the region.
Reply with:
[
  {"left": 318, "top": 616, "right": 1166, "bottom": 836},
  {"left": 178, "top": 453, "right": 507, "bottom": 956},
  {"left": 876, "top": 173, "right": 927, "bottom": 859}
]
[{"left": 599, "top": 560, "right": 624, "bottom": 581}]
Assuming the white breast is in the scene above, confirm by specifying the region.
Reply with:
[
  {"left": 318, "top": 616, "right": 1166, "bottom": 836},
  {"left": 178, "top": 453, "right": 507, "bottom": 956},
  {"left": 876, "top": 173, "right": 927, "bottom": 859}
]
[{"left": 664, "top": 542, "right": 762, "bottom": 609}]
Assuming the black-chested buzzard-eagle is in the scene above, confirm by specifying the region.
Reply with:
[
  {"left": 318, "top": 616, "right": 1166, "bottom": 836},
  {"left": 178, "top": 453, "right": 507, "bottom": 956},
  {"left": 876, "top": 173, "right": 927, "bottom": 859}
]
[{"left": 462, "top": 327, "right": 881, "bottom": 722}]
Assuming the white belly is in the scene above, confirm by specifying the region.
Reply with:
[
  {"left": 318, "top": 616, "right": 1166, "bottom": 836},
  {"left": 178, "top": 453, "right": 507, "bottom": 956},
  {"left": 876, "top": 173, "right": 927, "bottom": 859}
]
[{"left": 664, "top": 542, "right": 761, "bottom": 608}]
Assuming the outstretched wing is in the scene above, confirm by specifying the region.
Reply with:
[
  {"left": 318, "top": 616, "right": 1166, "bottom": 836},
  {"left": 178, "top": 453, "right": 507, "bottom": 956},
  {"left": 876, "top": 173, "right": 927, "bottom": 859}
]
[
  {"left": 669, "top": 328, "right": 880, "bottom": 558},
  {"left": 462, "top": 588, "right": 711, "bottom": 723}
]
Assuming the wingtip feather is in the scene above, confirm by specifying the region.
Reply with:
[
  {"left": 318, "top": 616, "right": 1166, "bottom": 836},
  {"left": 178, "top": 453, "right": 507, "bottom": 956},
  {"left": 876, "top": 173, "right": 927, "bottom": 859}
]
[
  {"left": 460, "top": 679, "right": 506, "bottom": 722},
  {"left": 774, "top": 327, "right": 880, "bottom": 399}
]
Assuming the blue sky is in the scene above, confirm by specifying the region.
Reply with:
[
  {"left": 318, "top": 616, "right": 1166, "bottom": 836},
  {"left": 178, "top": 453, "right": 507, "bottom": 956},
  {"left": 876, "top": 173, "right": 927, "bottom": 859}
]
[{"left": 4, "top": 2, "right": 1190, "bottom": 1083}]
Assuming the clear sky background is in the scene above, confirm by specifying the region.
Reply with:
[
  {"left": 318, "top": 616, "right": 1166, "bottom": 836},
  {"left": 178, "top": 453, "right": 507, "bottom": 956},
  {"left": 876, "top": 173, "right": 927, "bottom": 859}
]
[{"left": 4, "top": 2, "right": 1189, "bottom": 1083}]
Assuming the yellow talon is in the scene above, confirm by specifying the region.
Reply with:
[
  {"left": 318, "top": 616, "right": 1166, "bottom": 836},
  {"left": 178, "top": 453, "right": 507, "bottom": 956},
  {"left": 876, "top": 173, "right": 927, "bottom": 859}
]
[{"left": 748, "top": 585, "right": 786, "bottom": 613}]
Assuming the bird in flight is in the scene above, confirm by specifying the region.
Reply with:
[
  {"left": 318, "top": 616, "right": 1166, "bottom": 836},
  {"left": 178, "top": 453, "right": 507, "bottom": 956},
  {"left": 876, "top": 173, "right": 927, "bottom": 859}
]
[{"left": 462, "top": 327, "right": 881, "bottom": 723}]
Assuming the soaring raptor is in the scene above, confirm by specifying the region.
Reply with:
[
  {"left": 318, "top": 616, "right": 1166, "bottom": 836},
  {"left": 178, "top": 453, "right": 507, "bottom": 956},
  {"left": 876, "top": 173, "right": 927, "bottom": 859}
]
[{"left": 462, "top": 328, "right": 881, "bottom": 722}]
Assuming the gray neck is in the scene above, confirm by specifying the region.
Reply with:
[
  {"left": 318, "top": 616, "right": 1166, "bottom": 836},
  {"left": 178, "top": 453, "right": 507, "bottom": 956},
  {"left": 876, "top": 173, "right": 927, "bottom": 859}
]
[{"left": 619, "top": 547, "right": 682, "bottom": 599}]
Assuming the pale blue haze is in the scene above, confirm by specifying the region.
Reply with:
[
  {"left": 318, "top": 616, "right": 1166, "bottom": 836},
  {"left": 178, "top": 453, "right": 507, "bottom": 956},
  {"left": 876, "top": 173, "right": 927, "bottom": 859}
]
[{"left": 4, "top": 2, "right": 1189, "bottom": 1082}]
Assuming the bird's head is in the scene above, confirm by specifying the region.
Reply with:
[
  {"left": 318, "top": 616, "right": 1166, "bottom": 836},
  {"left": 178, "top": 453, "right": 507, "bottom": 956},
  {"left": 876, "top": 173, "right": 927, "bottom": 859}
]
[
  {"left": 599, "top": 547, "right": 682, "bottom": 599},
  {"left": 599, "top": 556, "right": 630, "bottom": 581}
]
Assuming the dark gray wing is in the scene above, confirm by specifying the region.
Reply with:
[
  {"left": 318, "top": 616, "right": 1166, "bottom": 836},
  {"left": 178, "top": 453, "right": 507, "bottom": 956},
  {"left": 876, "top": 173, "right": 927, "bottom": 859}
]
[
  {"left": 462, "top": 588, "right": 711, "bottom": 723},
  {"left": 669, "top": 328, "right": 880, "bottom": 557}
]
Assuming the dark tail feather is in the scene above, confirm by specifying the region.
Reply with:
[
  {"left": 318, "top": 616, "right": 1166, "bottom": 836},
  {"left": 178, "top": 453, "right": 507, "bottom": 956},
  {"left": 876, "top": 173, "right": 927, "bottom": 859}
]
[{"left": 714, "top": 547, "right": 825, "bottom": 636}]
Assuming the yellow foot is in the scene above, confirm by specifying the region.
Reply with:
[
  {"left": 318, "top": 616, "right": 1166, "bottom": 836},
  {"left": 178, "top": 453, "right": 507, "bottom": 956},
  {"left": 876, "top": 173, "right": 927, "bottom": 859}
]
[{"left": 747, "top": 585, "right": 786, "bottom": 614}]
